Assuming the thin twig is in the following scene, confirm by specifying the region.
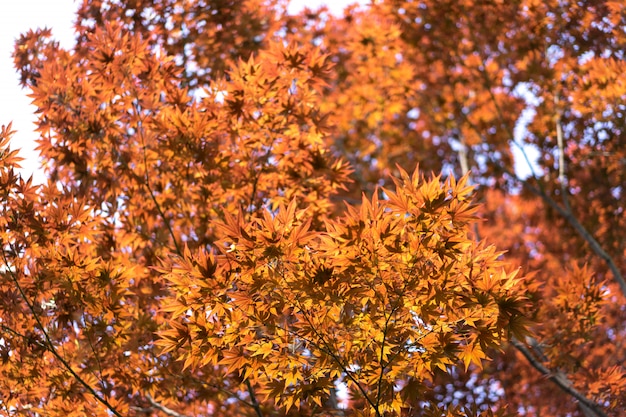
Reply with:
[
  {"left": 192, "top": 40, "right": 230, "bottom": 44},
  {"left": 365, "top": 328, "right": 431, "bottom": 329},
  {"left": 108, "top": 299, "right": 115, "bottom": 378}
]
[
  {"left": 185, "top": 375, "right": 257, "bottom": 409},
  {"left": 134, "top": 100, "right": 183, "bottom": 256},
  {"left": 0, "top": 248, "right": 124, "bottom": 417},
  {"left": 146, "top": 394, "right": 192, "bottom": 417},
  {"left": 375, "top": 310, "right": 393, "bottom": 410},
  {"left": 84, "top": 316, "right": 106, "bottom": 392},
  {"left": 467, "top": 48, "right": 544, "bottom": 188},
  {"left": 273, "top": 265, "right": 382, "bottom": 416}
]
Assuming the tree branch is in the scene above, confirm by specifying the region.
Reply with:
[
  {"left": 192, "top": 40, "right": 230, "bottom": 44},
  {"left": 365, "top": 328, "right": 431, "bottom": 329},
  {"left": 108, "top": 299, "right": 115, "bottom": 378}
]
[
  {"left": 453, "top": 64, "right": 623, "bottom": 413},
  {"left": 554, "top": 101, "right": 573, "bottom": 214},
  {"left": 469, "top": 58, "right": 626, "bottom": 296},
  {"left": 518, "top": 175, "right": 626, "bottom": 296},
  {"left": 456, "top": 131, "right": 471, "bottom": 177},
  {"left": 245, "top": 379, "right": 264, "bottom": 417},
  {"left": 510, "top": 337, "right": 607, "bottom": 417}
]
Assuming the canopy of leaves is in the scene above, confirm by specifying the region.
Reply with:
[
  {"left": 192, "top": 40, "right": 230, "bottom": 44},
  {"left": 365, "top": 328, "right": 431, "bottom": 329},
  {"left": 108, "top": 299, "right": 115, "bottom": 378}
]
[{"left": 1, "top": 0, "right": 625, "bottom": 416}]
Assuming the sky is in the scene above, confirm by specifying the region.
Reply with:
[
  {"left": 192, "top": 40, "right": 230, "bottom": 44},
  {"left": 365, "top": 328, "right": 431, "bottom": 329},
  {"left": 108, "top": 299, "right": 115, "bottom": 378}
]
[
  {"left": 0, "top": 0, "right": 76, "bottom": 183},
  {"left": 0, "top": 0, "right": 361, "bottom": 184}
]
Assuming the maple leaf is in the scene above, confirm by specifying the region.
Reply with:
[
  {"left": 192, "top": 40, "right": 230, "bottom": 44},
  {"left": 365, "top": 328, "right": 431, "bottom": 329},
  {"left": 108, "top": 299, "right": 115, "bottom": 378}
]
[{"left": 4, "top": 1, "right": 625, "bottom": 416}]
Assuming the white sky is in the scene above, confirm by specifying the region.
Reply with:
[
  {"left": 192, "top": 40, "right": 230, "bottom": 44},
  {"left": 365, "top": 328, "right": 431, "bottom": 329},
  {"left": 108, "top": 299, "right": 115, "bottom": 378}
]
[
  {"left": 0, "top": 0, "right": 76, "bottom": 183},
  {"left": 0, "top": 0, "right": 361, "bottom": 184}
]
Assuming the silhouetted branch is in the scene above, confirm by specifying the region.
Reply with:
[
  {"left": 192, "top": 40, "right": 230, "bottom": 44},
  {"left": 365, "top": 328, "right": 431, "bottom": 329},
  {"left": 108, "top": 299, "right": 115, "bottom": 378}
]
[
  {"left": 511, "top": 337, "right": 607, "bottom": 417},
  {"left": 245, "top": 380, "right": 264, "bottom": 417},
  {"left": 519, "top": 177, "right": 626, "bottom": 296}
]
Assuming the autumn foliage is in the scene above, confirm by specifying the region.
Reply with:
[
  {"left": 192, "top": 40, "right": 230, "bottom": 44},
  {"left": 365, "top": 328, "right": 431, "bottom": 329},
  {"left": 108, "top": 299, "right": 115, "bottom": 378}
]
[{"left": 1, "top": 0, "right": 625, "bottom": 416}]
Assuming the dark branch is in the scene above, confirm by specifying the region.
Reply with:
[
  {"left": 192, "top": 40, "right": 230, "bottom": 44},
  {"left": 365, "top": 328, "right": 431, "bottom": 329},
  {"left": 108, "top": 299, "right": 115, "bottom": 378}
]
[
  {"left": 245, "top": 379, "right": 264, "bottom": 417},
  {"left": 510, "top": 337, "right": 608, "bottom": 417}
]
